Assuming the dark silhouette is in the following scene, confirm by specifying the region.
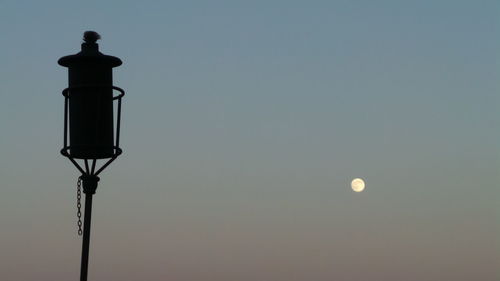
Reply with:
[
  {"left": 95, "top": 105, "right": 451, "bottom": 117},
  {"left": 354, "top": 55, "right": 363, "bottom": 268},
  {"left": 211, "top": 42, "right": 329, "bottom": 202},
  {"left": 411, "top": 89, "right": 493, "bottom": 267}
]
[{"left": 58, "top": 31, "right": 125, "bottom": 281}]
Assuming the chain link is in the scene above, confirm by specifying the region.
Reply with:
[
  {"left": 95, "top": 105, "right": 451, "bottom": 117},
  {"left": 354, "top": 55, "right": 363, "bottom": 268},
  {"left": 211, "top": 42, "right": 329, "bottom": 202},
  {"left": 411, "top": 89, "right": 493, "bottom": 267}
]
[{"left": 77, "top": 177, "right": 83, "bottom": 236}]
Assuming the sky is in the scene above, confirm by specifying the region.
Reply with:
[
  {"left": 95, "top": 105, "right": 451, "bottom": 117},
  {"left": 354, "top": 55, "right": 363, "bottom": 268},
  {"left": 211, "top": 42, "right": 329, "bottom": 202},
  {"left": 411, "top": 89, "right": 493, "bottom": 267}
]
[{"left": 0, "top": 1, "right": 498, "bottom": 280}]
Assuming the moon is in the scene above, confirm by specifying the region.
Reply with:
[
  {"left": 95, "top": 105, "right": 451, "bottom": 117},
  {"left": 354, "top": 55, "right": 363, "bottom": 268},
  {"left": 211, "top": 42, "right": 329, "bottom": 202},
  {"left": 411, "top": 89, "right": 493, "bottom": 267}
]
[{"left": 351, "top": 178, "right": 365, "bottom": 192}]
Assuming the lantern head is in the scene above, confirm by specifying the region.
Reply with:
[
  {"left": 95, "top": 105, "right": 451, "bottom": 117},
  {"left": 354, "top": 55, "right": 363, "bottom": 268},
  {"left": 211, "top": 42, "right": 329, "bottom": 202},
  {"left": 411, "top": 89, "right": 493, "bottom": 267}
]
[{"left": 59, "top": 31, "right": 124, "bottom": 175}]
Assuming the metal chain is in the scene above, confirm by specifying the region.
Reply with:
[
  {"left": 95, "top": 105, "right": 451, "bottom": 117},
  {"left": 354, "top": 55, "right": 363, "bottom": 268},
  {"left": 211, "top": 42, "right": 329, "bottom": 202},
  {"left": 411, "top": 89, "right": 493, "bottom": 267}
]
[{"left": 77, "top": 177, "right": 83, "bottom": 236}]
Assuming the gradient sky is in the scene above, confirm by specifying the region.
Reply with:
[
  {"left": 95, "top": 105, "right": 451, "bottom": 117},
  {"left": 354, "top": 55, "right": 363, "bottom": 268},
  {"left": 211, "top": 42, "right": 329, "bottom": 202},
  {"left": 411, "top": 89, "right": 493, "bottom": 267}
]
[{"left": 0, "top": 1, "right": 498, "bottom": 280}]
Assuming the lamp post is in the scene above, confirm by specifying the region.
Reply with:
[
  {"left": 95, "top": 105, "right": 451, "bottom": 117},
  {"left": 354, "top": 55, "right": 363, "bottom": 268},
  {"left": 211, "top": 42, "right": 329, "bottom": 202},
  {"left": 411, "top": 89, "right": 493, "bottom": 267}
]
[{"left": 58, "top": 31, "right": 124, "bottom": 281}]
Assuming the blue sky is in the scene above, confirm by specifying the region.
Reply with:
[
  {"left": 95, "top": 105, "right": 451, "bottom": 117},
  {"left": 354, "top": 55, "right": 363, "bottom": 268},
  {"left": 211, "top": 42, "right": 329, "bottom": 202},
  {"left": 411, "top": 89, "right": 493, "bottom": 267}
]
[{"left": 0, "top": 1, "right": 498, "bottom": 280}]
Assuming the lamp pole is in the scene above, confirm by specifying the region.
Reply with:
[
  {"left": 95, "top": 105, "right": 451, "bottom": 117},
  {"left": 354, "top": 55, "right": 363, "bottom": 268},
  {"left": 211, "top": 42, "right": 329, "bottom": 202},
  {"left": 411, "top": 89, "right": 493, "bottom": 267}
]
[
  {"left": 80, "top": 175, "right": 99, "bottom": 281},
  {"left": 58, "top": 31, "right": 125, "bottom": 281}
]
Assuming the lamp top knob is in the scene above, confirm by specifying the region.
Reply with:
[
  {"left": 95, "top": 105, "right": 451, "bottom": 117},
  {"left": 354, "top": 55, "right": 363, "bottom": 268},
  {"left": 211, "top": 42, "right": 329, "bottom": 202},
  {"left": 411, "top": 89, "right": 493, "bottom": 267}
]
[{"left": 83, "top": 31, "right": 101, "bottom": 44}]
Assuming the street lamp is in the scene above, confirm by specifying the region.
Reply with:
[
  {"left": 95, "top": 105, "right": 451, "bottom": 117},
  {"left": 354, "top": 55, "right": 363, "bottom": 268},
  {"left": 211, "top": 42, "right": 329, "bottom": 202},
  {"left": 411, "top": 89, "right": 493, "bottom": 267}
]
[{"left": 58, "top": 31, "right": 124, "bottom": 281}]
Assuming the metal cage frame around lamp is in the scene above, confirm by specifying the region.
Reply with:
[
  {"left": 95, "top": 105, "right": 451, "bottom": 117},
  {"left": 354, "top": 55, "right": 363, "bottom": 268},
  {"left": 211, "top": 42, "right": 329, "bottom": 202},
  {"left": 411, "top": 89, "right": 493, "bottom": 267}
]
[{"left": 61, "top": 85, "right": 124, "bottom": 176}]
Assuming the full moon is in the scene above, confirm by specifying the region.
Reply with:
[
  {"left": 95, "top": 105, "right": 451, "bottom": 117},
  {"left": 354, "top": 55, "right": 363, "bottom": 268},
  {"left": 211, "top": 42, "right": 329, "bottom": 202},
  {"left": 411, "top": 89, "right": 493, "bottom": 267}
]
[{"left": 351, "top": 178, "right": 365, "bottom": 192}]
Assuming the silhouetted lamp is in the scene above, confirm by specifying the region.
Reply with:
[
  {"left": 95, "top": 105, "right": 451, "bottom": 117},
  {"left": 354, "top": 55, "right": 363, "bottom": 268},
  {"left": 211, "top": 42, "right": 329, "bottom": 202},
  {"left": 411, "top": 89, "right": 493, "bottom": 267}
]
[{"left": 58, "top": 31, "right": 124, "bottom": 281}]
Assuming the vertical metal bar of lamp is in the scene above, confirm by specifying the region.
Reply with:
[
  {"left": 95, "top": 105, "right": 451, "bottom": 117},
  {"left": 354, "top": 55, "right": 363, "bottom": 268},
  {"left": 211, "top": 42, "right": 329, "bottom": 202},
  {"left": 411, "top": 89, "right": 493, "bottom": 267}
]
[
  {"left": 81, "top": 192, "right": 93, "bottom": 281},
  {"left": 58, "top": 31, "right": 124, "bottom": 281},
  {"left": 80, "top": 175, "right": 98, "bottom": 281}
]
